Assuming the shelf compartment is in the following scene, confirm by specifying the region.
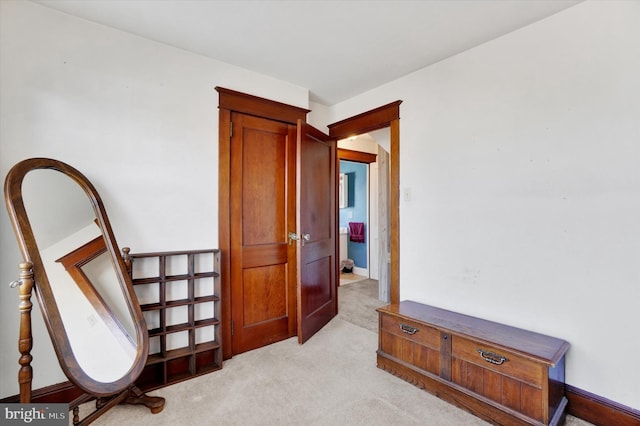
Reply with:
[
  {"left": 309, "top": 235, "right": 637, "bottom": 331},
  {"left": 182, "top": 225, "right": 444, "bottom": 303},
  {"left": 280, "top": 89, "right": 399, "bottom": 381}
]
[
  {"left": 132, "top": 271, "right": 219, "bottom": 286},
  {"left": 139, "top": 295, "right": 220, "bottom": 311}
]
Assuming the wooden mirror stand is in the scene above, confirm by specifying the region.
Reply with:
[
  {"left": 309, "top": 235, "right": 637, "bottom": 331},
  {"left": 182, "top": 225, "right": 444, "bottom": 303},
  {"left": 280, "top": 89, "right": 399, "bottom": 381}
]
[{"left": 5, "top": 158, "right": 165, "bottom": 425}]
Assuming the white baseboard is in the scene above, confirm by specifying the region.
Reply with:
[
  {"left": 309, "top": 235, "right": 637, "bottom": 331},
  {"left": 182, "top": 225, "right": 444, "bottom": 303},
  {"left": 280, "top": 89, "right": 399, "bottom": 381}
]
[{"left": 353, "top": 266, "right": 368, "bottom": 277}]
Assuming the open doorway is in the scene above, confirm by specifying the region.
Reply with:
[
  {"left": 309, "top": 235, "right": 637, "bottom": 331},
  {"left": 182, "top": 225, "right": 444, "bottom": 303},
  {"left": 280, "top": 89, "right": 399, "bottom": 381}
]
[
  {"left": 328, "top": 101, "right": 401, "bottom": 309},
  {"left": 337, "top": 131, "right": 390, "bottom": 303}
]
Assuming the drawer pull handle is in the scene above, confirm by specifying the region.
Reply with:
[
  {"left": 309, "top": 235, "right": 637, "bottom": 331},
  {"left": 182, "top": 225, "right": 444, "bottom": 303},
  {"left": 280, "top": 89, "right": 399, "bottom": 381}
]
[
  {"left": 399, "top": 323, "right": 419, "bottom": 335},
  {"left": 477, "top": 349, "right": 509, "bottom": 365}
]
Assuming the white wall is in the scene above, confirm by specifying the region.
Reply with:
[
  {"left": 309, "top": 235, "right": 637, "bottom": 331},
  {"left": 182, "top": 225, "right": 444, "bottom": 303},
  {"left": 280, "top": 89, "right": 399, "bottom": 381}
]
[
  {"left": 328, "top": 0, "right": 640, "bottom": 409},
  {"left": 307, "top": 101, "right": 331, "bottom": 133},
  {"left": 0, "top": 0, "right": 308, "bottom": 398}
]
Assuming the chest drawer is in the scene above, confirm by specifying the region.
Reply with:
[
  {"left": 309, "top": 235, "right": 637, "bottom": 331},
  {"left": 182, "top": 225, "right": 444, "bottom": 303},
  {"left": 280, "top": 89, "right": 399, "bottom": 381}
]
[
  {"left": 380, "top": 313, "right": 440, "bottom": 350},
  {"left": 379, "top": 311, "right": 443, "bottom": 376},
  {"left": 452, "top": 336, "right": 544, "bottom": 387}
]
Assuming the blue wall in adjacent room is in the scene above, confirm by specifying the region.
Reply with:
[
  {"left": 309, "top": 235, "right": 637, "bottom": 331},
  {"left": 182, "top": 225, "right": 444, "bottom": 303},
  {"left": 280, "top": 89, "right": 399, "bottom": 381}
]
[{"left": 339, "top": 160, "right": 367, "bottom": 268}]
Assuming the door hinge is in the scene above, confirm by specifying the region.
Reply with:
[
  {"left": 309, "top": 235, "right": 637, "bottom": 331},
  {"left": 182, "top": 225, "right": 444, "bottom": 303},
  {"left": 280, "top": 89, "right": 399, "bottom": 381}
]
[{"left": 231, "top": 319, "right": 234, "bottom": 336}]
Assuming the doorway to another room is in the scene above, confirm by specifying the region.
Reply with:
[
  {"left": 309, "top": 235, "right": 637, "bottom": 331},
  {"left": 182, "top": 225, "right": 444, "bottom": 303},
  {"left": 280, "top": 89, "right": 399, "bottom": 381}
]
[
  {"left": 339, "top": 160, "right": 369, "bottom": 282},
  {"left": 328, "top": 101, "right": 401, "bottom": 312},
  {"left": 337, "top": 130, "right": 391, "bottom": 309}
]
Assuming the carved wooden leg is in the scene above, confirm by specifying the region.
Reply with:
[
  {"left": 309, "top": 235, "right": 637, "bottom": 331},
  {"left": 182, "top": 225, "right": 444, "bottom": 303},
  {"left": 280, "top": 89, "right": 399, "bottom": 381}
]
[
  {"left": 124, "top": 386, "right": 165, "bottom": 414},
  {"left": 15, "top": 262, "right": 35, "bottom": 404}
]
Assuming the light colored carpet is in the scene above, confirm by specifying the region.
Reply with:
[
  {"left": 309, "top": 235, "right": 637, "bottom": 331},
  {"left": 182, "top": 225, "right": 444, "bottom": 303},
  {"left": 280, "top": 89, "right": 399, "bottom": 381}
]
[
  {"left": 88, "top": 318, "right": 488, "bottom": 426},
  {"left": 337, "top": 279, "right": 386, "bottom": 333},
  {"left": 81, "top": 280, "right": 592, "bottom": 425}
]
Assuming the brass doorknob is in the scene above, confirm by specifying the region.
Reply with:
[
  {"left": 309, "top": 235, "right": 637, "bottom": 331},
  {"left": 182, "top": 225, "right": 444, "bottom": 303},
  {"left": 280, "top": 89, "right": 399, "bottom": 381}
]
[{"left": 288, "top": 232, "right": 300, "bottom": 245}]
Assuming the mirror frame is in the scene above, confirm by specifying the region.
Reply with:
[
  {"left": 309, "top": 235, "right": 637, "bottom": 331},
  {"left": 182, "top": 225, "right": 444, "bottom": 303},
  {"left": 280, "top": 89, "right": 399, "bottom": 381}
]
[{"left": 4, "top": 158, "right": 148, "bottom": 396}]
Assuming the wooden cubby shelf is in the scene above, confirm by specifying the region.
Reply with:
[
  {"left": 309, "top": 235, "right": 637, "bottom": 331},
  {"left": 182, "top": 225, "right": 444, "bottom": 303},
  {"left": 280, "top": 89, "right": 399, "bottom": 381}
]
[{"left": 124, "top": 248, "right": 222, "bottom": 392}]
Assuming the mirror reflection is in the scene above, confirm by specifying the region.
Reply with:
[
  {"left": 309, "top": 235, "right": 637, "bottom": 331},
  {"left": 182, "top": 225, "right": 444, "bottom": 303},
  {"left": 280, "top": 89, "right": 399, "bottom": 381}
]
[{"left": 22, "top": 169, "right": 137, "bottom": 383}]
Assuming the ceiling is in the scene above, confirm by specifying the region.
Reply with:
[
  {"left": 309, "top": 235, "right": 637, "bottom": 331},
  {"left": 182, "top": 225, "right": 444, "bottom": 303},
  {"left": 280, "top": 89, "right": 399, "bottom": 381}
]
[{"left": 33, "top": 0, "right": 582, "bottom": 106}]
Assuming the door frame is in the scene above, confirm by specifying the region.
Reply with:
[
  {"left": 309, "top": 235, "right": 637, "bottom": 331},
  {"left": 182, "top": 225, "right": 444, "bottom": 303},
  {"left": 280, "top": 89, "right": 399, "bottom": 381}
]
[
  {"left": 216, "top": 87, "right": 310, "bottom": 359},
  {"left": 328, "top": 101, "right": 402, "bottom": 304}
]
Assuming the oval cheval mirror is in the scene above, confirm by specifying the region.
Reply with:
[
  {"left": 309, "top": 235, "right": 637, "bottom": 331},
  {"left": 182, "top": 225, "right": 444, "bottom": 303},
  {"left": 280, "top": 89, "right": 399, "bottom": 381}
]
[{"left": 4, "top": 158, "right": 164, "bottom": 424}]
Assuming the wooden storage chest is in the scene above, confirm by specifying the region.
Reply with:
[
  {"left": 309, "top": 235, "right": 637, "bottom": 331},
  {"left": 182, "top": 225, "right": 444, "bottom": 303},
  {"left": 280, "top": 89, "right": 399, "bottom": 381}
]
[{"left": 377, "top": 301, "right": 570, "bottom": 425}]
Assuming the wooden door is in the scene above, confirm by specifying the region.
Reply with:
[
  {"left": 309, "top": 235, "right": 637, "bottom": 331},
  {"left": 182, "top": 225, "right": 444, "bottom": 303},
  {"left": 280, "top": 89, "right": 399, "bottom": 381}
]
[
  {"left": 230, "top": 112, "right": 297, "bottom": 354},
  {"left": 296, "top": 122, "right": 338, "bottom": 343}
]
